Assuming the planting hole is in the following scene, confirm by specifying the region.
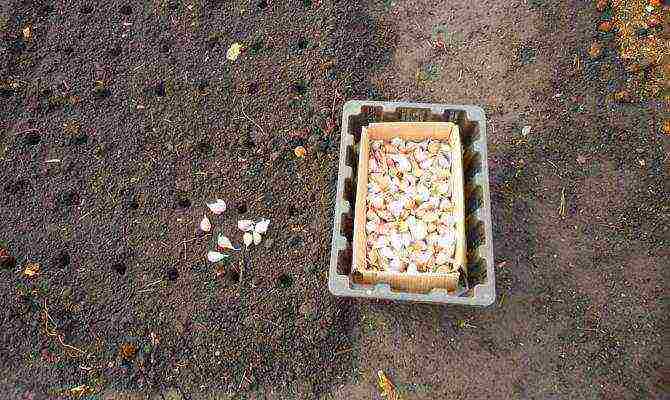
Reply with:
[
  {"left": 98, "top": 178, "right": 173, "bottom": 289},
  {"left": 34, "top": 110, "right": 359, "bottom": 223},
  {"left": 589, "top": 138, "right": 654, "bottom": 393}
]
[
  {"left": 4, "top": 179, "right": 27, "bottom": 195},
  {"left": 61, "top": 191, "right": 80, "bottom": 207},
  {"left": 287, "top": 204, "right": 301, "bottom": 217},
  {"left": 297, "top": 37, "right": 308, "bottom": 50},
  {"left": 80, "top": 5, "right": 93, "bottom": 14},
  {"left": 112, "top": 263, "right": 127, "bottom": 275},
  {"left": 126, "top": 193, "right": 140, "bottom": 210},
  {"left": 196, "top": 140, "right": 213, "bottom": 155},
  {"left": 107, "top": 46, "right": 122, "bottom": 58},
  {"left": 277, "top": 273, "right": 294, "bottom": 288},
  {"left": 226, "top": 268, "right": 240, "bottom": 283},
  {"left": 53, "top": 250, "right": 70, "bottom": 268},
  {"left": 24, "top": 132, "right": 41, "bottom": 146},
  {"left": 236, "top": 203, "right": 247, "bottom": 214},
  {"left": 257, "top": 0, "right": 267, "bottom": 9},
  {"left": 246, "top": 81, "right": 259, "bottom": 95},
  {"left": 196, "top": 79, "right": 209, "bottom": 91},
  {"left": 160, "top": 42, "right": 171, "bottom": 53},
  {"left": 175, "top": 193, "right": 191, "bottom": 209},
  {"left": 166, "top": 266, "right": 178, "bottom": 281},
  {"left": 120, "top": 4, "right": 132, "bottom": 15},
  {"left": 290, "top": 81, "right": 307, "bottom": 96},
  {"left": 154, "top": 81, "right": 166, "bottom": 97}
]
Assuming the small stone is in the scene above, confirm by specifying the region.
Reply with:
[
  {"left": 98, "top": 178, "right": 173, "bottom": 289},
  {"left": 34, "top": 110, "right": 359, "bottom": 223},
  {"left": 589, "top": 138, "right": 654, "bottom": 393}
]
[
  {"left": 598, "top": 21, "right": 612, "bottom": 32},
  {"left": 588, "top": 42, "right": 603, "bottom": 59},
  {"left": 294, "top": 145, "right": 306, "bottom": 158}
]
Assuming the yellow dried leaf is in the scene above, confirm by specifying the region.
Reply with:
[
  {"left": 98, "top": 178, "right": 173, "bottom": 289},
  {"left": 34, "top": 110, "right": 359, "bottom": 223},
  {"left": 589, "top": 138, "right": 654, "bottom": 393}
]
[
  {"left": 22, "top": 26, "right": 32, "bottom": 41},
  {"left": 69, "top": 384, "right": 94, "bottom": 398},
  {"left": 377, "top": 370, "right": 401, "bottom": 400},
  {"left": 227, "top": 42, "right": 243, "bottom": 61},
  {"left": 24, "top": 263, "right": 40, "bottom": 277}
]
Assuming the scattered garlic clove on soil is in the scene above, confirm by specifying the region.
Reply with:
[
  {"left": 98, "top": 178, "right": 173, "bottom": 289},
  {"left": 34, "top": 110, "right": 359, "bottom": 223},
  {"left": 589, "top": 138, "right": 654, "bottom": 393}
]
[
  {"left": 217, "top": 234, "right": 240, "bottom": 251},
  {"left": 207, "top": 251, "right": 228, "bottom": 263},
  {"left": 252, "top": 231, "right": 262, "bottom": 245},
  {"left": 243, "top": 232, "right": 253, "bottom": 247},
  {"left": 254, "top": 218, "right": 270, "bottom": 234},
  {"left": 207, "top": 199, "right": 227, "bottom": 215},
  {"left": 200, "top": 215, "right": 212, "bottom": 232},
  {"left": 238, "top": 220, "right": 255, "bottom": 232}
]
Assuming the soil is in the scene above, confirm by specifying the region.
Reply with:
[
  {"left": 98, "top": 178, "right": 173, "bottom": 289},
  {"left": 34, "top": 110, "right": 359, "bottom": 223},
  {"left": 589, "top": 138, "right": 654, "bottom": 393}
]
[{"left": 0, "top": 1, "right": 668, "bottom": 399}]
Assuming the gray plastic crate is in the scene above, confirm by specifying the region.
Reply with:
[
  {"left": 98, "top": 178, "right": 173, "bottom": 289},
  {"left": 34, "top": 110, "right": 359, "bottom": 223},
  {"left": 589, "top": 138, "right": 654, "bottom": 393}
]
[{"left": 329, "top": 100, "right": 495, "bottom": 306}]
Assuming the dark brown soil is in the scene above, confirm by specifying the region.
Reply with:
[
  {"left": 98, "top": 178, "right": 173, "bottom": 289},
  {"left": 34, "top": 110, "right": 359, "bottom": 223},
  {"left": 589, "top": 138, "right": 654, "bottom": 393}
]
[{"left": 0, "top": 0, "right": 668, "bottom": 399}]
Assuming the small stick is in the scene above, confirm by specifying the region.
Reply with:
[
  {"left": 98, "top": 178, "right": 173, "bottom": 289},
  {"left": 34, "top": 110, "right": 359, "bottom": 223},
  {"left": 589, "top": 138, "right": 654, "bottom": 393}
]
[
  {"left": 558, "top": 188, "right": 566, "bottom": 217},
  {"left": 334, "top": 348, "right": 353, "bottom": 356},
  {"left": 240, "top": 101, "right": 265, "bottom": 136},
  {"left": 15, "top": 128, "right": 38, "bottom": 135}
]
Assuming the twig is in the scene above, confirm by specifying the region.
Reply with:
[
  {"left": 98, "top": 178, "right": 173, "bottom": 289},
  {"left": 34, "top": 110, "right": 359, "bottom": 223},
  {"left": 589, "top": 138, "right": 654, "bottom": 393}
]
[
  {"left": 77, "top": 210, "right": 93, "bottom": 222},
  {"left": 15, "top": 128, "right": 38, "bottom": 136},
  {"left": 240, "top": 101, "right": 265, "bottom": 136},
  {"left": 558, "top": 188, "right": 566, "bottom": 217},
  {"left": 334, "top": 348, "right": 353, "bottom": 356},
  {"left": 498, "top": 292, "right": 506, "bottom": 308},
  {"left": 43, "top": 299, "right": 86, "bottom": 357}
]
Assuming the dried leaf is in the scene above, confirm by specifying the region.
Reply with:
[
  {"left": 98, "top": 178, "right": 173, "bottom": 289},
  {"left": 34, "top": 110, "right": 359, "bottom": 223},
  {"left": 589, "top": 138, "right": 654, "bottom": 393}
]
[
  {"left": 119, "top": 343, "right": 137, "bottom": 360},
  {"left": 207, "top": 251, "right": 228, "bottom": 263},
  {"left": 252, "top": 231, "right": 262, "bottom": 245},
  {"left": 23, "top": 263, "right": 40, "bottom": 277},
  {"left": 294, "top": 146, "right": 306, "bottom": 158},
  {"left": 238, "top": 220, "right": 255, "bottom": 231},
  {"left": 254, "top": 218, "right": 270, "bottom": 234},
  {"left": 207, "top": 199, "right": 227, "bottom": 215},
  {"left": 377, "top": 370, "right": 401, "bottom": 400},
  {"left": 217, "top": 234, "right": 240, "bottom": 251},
  {"left": 227, "top": 42, "right": 243, "bottom": 61},
  {"left": 200, "top": 215, "right": 212, "bottom": 232},
  {"left": 243, "top": 232, "right": 253, "bottom": 247},
  {"left": 22, "top": 26, "right": 32, "bottom": 41}
]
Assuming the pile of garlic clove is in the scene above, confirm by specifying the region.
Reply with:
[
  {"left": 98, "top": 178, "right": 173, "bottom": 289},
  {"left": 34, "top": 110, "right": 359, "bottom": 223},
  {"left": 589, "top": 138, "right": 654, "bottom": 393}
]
[{"left": 364, "top": 137, "right": 458, "bottom": 274}]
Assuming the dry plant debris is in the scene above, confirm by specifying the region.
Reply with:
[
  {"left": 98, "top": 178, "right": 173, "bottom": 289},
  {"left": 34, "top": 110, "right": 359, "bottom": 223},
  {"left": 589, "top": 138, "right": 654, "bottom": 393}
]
[
  {"left": 605, "top": 0, "right": 670, "bottom": 102},
  {"left": 364, "top": 137, "right": 458, "bottom": 274},
  {"left": 23, "top": 262, "right": 40, "bottom": 277},
  {"left": 377, "top": 370, "right": 401, "bottom": 400}
]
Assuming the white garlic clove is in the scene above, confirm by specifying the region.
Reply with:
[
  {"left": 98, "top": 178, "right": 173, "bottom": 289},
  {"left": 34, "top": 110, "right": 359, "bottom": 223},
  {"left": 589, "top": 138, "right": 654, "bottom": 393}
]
[
  {"left": 254, "top": 218, "right": 270, "bottom": 234},
  {"left": 199, "top": 215, "right": 212, "bottom": 232},
  {"left": 217, "top": 234, "right": 240, "bottom": 251},
  {"left": 243, "top": 232, "right": 253, "bottom": 247},
  {"left": 206, "top": 199, "right": 227, "bottom": 215},
  {"left": 207, "top": 251, "right": 228, "bottom": 263},
  {"left": 238, "top": 220, "right": 255, "bottom": 232}
]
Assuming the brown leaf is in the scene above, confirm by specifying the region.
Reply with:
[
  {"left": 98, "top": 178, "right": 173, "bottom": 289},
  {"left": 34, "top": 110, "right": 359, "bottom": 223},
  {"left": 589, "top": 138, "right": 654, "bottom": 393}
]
[
  {"left": 119, "top": 343, "right": 137, "bottom": 360},
  {"left": 0, "top": 248, "right": 16, "bottom": 269}
]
